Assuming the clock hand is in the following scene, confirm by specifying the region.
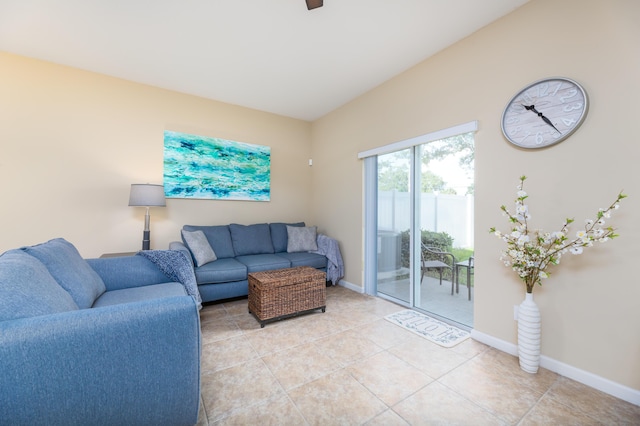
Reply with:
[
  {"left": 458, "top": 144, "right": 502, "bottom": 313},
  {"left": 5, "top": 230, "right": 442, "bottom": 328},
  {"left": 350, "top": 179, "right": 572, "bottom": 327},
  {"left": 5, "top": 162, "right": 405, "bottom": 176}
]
[{"left": 523, "top": 104, "right": 562, "bottom": 135}]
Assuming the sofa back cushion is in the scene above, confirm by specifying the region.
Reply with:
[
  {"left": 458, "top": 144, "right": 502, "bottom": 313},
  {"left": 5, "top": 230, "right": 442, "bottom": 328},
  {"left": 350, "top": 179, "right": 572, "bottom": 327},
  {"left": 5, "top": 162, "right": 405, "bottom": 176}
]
[
  {"left": 229, "top": 223, "right": 274, "bottom": 256},
  {"left": 22, "top": 238, "right": 106, "bottom": 309},
  {"left": 269, "top": 222, "right": 305, "bottom": 253},
  {"left": 183, "top": 225, "right": 235, "bottom": 259},
  {"left": 0, "top": 250, "right": 79, "bottom": 321}
]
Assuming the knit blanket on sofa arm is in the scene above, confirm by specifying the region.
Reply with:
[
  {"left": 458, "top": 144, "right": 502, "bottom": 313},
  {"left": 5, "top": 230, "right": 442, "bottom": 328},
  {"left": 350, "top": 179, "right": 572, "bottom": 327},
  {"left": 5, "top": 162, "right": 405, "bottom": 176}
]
[
  {"left": 311, "top": 234, "right": 345, "bottom": 285},
  {"left": 137, "top": 250, "right": 202, "bottom": 309}
]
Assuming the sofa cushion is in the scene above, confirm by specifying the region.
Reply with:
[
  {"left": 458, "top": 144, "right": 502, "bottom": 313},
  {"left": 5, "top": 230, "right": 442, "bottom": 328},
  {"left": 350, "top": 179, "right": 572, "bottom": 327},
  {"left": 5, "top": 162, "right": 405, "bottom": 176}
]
[
  {"left": 92, "top": 282, "right": 187, "bottom": 308},
  {"left": 181, "top": 230, "right": 217, "bottom": 266},
  {"left": 235, "top": 254, "right": 291, "bottom": 273},
  {"left": 270, "top": 222, "right": 305, "bottom": 253},
  {"left": 229, "top": 223, "right": 274, "bottom": 256},
  {"left": 275, "top": 252, "right": 328, "bottom": 269},
  {"left": 193, "top": 258, "right": 247, "bottom": 284},
  {"left": 0, "top": 250, "right": 79, "bottom": 321},
  {"left": 22, "top": 238, "right": 106, "bottom": 309},
  {"left": 287, "top": 226, "right": 318, "bottom": 252},
  {"left": 183, "top": 225, "right": 235, "bottom": 259}
]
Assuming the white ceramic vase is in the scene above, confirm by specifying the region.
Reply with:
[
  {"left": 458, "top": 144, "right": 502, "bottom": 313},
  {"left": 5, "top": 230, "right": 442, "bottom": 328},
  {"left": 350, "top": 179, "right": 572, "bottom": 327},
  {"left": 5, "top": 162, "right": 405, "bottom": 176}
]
[{"left": 517, "top": 292, "right": 541, "bottom": 373}]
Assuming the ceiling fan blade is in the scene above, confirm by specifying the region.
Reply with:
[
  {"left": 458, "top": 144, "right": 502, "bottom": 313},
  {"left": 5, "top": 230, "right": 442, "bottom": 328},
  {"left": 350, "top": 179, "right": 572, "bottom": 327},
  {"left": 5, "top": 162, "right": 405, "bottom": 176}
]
[{"left": 306, "top": 0, "right": 323, "bottom": 10}]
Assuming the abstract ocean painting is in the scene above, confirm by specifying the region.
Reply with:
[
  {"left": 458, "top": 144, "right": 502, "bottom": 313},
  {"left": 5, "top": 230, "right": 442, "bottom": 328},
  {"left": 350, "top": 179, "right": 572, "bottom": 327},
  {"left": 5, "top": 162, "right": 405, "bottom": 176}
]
[{"left": 163, "top": 130, "right": 271, "bottom": 201}]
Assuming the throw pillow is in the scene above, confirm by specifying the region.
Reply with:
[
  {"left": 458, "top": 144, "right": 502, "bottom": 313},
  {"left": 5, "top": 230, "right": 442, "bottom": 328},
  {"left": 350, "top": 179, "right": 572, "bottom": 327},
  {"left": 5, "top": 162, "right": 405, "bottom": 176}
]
[
  {"left": 270, "top": 222, "right": 305, "bottom": 253},
  {"left": 183, "top": 225, "right": 235, "bottom": 259},
  {"left": 22, "top": 238, "right": 106, "bottom": 309},
  {"left": 181, "top": 230, "right": 217, "bottom": 267},
  {"left": 287, "top": 226, "right": 318, "bottom": 253}
]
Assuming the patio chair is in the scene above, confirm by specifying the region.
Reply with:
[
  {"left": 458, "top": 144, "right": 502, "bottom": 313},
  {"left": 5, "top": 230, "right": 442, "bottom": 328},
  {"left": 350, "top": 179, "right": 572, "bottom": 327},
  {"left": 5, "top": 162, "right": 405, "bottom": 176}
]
[
  {"left": 420, "top": 245, "right": 456, "bottom": 295},
  {"left": 455, "top": 256, "right": 474, "bottom": 301}
]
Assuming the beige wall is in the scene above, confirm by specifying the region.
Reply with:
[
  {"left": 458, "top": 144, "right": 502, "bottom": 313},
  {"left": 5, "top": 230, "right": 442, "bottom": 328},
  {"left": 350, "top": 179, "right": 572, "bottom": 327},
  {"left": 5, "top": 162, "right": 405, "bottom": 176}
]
[
  {"left": 311, "top": 0, "right": 640, "bottom": 391},
  {"left": 1, "top": 0, "right": 638, "bottom": 395},
  {"left": 0, "top": 52, "right": 313, "bottom": 258}
]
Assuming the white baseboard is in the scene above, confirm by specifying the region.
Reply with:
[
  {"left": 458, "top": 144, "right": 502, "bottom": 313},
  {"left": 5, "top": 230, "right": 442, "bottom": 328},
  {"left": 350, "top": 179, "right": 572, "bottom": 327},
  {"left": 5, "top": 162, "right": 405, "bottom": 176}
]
[
  {"left": 470, "top": 329, "right": 519, "bottom": 357},
  {"left": 336, "top": 280, "right": 363, "bottom": 293},
  {"left": 471, "top": 330, "right": 640, "bottom": 406}
]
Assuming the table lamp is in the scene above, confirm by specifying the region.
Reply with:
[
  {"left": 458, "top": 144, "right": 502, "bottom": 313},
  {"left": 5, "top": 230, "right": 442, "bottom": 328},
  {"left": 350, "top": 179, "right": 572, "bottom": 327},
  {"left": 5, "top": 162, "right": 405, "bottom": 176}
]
[{"left": 128, "top": 183, "right": 166, "bottom": 250}]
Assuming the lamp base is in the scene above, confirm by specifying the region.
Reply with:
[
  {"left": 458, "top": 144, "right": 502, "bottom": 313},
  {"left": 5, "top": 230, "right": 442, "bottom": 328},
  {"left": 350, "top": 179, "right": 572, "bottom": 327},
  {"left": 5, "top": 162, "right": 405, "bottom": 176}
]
[{"left": 142, "top": 230, "right": 150, "bottom": 250}]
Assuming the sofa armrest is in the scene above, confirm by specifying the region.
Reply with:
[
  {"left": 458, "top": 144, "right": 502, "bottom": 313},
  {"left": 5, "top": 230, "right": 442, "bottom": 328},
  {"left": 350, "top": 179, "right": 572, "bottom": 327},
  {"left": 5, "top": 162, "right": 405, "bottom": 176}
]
[
  {"left": 87, "top": 255, "right": 177, "bottom": 291},
  {"left": 0, "top": 296, "right": 200, "bottom": 425},
  {"left": 170, "top": 241, "right": 194, "bottom": 267}
]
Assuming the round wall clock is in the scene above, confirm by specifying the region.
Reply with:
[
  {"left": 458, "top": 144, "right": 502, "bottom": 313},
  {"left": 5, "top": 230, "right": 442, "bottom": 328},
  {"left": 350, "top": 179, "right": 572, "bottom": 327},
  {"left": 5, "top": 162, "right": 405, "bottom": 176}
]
[{"left": 501, "top": 77, "right": 588, "bottom": 149}]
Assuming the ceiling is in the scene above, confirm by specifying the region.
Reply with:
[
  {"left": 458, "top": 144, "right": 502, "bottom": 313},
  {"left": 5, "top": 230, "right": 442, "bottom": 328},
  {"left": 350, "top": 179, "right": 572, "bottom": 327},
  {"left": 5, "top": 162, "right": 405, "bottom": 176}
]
[{"left": 0, "top": 0, "right": 529, "bottom": 121}]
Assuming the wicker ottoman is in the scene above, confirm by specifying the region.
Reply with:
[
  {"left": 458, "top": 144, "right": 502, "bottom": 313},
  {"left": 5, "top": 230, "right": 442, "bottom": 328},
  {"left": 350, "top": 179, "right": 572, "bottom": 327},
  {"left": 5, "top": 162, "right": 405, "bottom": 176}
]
[{"left": 248, "top": 266, "right": 326, "bottom": 327}]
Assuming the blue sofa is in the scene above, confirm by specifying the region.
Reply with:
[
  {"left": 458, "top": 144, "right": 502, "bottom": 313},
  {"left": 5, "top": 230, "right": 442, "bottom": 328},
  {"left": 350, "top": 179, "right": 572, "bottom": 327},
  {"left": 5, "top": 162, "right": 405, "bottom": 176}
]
[
  {"left": 0, "top": 238, "right": 201, "bottom": 426},
  {"left": 170, "top": 222, "right": 330, "bottom": 303}
]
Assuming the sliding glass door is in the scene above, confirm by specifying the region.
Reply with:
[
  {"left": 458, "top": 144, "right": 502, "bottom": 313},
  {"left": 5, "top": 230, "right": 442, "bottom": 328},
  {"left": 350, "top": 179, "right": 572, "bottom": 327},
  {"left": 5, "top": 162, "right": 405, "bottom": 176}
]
[
  {"left": 415, "top": 135, "right": 475, "bottom": 327},
  {"left": 363, "top": 123, "right": 476, "bottom": 327},
  {"left": 376, "top": 149, "right": 412, "bottom": 304}
]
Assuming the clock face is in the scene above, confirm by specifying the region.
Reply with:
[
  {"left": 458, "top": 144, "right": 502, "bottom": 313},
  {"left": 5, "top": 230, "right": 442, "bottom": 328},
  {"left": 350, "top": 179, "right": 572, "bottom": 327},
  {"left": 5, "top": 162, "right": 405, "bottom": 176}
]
[{"left": 501, "top": 77, "right": 588, "bottom": 149}]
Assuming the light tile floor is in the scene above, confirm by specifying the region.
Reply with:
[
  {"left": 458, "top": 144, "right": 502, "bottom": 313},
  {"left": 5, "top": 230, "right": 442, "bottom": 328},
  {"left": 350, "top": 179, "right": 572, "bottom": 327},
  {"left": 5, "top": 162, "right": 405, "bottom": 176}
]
[{"left": 196, "top": 285, "right": 640, "bottom": 425}]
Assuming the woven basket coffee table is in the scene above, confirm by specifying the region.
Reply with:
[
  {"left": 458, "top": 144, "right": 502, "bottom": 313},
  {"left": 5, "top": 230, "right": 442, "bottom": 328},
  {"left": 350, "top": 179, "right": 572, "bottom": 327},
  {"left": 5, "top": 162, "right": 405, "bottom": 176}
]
[{"left": 248, "top": 266, "right": 326, "bottom": 327}]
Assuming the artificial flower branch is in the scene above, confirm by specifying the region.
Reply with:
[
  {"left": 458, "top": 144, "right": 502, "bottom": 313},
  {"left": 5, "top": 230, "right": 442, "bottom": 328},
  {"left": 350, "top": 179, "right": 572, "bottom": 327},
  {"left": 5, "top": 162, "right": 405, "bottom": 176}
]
[{"left": 490, "top": 176, "right": 626, "bottom": 294}]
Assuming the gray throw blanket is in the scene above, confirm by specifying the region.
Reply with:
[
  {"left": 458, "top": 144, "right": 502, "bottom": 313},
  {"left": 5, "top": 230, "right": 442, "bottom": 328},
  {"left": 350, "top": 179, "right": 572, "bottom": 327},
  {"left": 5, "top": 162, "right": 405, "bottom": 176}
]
[
  {"left": 311, "top": 234, "right": 344, "bottom": 285},
  {"left": 137, "top": 250, "right": 202, "bottom": 309}
]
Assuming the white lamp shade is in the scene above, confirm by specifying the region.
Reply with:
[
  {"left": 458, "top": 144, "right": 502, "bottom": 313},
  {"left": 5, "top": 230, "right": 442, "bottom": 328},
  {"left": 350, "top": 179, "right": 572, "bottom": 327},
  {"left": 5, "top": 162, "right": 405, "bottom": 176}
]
[{"left": 128, "top": 184, "right": 166, "bottom": 207}]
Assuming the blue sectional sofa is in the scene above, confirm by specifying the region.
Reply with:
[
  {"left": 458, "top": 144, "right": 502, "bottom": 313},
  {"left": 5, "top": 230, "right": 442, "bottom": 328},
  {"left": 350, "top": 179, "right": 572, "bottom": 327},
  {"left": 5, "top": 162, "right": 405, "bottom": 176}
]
[
  {"left": 0, "top": 238, "right": 201, "bottom": 426},
  {"left": 170, "top": 222, "right": 331, "bottom": 303}
]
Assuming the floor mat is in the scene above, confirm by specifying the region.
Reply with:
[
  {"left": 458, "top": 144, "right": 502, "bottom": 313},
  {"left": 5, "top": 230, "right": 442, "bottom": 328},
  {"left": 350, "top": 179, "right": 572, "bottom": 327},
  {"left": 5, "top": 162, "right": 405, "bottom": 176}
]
[{"left": 385, "top": 309, "right": 470, "bottom": 348}]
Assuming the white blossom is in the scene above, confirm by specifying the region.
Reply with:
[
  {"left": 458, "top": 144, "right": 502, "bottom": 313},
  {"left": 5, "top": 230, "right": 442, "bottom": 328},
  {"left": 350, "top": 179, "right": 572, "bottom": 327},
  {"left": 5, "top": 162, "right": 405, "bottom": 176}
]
[{"left": 491, "top": 176, "right": 624, "bottom": 293}]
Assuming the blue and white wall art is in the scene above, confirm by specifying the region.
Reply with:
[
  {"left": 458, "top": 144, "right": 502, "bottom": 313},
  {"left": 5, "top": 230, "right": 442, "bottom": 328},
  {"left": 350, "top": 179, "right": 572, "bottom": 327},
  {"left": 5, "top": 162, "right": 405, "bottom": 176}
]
[{"left": 163, "top": 130, "right": 271, "bottom": 201}]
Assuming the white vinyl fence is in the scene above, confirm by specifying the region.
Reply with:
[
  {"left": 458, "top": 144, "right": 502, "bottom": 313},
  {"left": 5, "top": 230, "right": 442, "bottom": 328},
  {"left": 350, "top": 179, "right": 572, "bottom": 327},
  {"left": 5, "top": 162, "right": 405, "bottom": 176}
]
[{"left": 378, "top": 191, "right": 474, "bottom": 249}]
